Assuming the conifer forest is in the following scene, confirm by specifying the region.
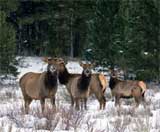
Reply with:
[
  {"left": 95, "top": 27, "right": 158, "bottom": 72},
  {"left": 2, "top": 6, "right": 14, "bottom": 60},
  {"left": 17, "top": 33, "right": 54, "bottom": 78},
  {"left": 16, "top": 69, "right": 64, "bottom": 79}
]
[{"left": 0, "top": 0, "right": 160, "bottom": 81}]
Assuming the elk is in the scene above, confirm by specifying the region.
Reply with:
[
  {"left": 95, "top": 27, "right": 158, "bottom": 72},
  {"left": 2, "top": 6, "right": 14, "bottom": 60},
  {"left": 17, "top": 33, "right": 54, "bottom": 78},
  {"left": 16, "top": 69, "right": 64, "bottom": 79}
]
[
  {"left": 109, "top": 69, "right": 147, "bottom": 107},
  {"left": 19, "top": 57, "right": 58, "bottom": 114},
  {"left": 70, "top": 62, "right": 92, "bottom": 110},
  {"left": 55, "top": 58, "right": 106, "bottom": 109}
]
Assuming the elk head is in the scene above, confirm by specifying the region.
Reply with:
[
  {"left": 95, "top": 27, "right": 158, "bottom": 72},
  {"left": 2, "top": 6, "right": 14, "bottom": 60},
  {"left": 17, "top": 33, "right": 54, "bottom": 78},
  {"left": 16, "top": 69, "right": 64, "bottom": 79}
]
[
  {"left": 42, "top": 57, "right": 58, "bottom": 75},
  {"left": 80, "top": 62, "right": 92, "bottom": 77},
  {"left": 53, "top": 57, "right": 66, "bottom": 73}
]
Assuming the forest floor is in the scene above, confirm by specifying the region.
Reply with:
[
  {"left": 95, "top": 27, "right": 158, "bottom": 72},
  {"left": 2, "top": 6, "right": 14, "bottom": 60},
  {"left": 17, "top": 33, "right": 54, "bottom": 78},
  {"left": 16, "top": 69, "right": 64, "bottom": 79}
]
[{"left": 0, "top": 57, "right": 160, "bottom": 132}]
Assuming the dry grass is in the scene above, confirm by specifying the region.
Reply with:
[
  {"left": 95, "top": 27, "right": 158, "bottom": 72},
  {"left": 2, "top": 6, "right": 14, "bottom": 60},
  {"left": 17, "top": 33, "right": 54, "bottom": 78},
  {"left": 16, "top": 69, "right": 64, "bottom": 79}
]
[
  {"left": 132, "top": 114, "right": 151, "bottom": 132},
  {"left": 0, "top": 82, "right": 159, "bottom": 131},
  {"left": 59, "top": 106, "right": 84, "bottom": 131}
]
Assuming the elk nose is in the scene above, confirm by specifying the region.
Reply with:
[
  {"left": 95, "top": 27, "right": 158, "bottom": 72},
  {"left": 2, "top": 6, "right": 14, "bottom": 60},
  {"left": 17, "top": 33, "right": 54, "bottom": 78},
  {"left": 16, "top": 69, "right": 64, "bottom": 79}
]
[
  {"left": 86, "top": 69, "right": 90, "bottom": 74},
  {"left": 50, "top": 65, "right": 56, "bottom": 72}
]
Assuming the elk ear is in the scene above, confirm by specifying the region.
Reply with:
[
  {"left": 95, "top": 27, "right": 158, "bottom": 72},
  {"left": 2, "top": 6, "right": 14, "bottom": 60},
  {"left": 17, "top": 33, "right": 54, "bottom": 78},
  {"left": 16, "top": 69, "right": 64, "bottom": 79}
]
[
  {"left": 110, "top": 69, "right": 118, "bottom": 77},
  {"left": 109, "top": 67, "right": 114, "bottom": 72},
  {"left": 87, "top": 63, "right": 92, "bottom": 68},
  {"left": 52, "top": 57, "right": 58, "bottom": 62},
  {"left": 91, "top": 61, "right": 96, "bottom": 67},
  {"left": 57, "top": 58, "right": 66, "bottom": 65},
  {"left": 108, "top": 68, "right": 114, "bottom": 75},
  {"left": 90, "top": 62, "right": 96, "bottom": 68},
  {"left": 42, "top": 57, "right": 49, "bottom": 63},
  {"left": 80, "top": 62, "right": 84, "bottom": 67},
  {"left": 42, "top": 57, "right": 53, "bottom": 64},
  {"left": 62, "top": 57, "right": 67, "bottom": 65}
]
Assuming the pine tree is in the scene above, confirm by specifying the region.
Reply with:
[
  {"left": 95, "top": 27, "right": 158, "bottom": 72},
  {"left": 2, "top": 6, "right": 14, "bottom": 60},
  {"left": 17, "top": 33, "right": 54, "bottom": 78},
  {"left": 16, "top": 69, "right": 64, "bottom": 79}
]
[
  {"left": 48, "top": 1, "right": 94, "bottom": 57},
  {"left": 88, "top": 0, "right": 159, "bottom": 81},
  {"left": 87, "top": 0, "right": 120, "bottom": 65},
  {"left": 16, "top": 0, "right": 50, "bottom": 56},
  {"left": 0, "top": 11, "right": 17, "bottom": 76},
  {"left": 118, "top": 0, "right": 159, "bottom": 80}
]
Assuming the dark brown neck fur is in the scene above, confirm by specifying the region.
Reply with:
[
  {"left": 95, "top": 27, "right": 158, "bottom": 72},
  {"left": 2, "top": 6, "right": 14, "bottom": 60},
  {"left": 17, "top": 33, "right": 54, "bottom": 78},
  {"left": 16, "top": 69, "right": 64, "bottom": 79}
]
[
  {"left": 44, "top": 66, "right": 57, "bottom": 89},
  {"left": 58, "top": 67, "right": 70, "bottom": 85},
  {"left": 109, "top": 76, "right": 119, "bottom": 90},
  {"left": 77, "top": 71, "right": 91, "bottom": 91}
]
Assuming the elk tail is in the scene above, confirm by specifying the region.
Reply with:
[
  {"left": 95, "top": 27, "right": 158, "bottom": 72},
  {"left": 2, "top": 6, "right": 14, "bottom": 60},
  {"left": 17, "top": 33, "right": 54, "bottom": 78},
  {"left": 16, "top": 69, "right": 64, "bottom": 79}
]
[
  {"left": 99, "top": 74, "right": 107, "bottom": 93},
  {"left": 138, "top": 81, "right": 147, "bottom": 95}
]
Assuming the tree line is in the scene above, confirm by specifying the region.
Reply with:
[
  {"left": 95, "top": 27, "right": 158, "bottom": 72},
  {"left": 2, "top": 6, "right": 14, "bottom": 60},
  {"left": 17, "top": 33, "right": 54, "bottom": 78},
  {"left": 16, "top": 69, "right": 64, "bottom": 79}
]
[{"left": 0, "top": 0, "right": 159, "bottom": 82}]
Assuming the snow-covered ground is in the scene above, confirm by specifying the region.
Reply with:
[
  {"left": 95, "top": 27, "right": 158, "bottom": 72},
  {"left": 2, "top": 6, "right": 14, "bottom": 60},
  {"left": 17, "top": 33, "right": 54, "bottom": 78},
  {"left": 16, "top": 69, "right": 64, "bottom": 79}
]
[{"left": 0, "top": 57, "right": 160, "bottom": 132}]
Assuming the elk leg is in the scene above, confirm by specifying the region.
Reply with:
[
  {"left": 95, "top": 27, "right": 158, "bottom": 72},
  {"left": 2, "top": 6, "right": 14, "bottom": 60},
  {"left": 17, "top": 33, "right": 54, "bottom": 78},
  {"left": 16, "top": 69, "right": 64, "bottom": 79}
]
[
  {"left": 71, "top": 96, "right": 74, "bottom": 107},
  {"left": 99, "top": 101, "right": 102, "bottom": 110},
  {"left": 75, "top": 98, "right": 80, "bottom": 110},
  {"left": 115, "top": 95, "right": 120, "bottom": 107},
  {"left": 40, "top": 98, "right": 45, "bottom": 113},
  {"left": 84, "top": 98, "right": 88, "bottom": 110},
  {"left": 102, "top": 96, "right": 106, "bottom": 109},
  {"left": 68, "top": 90, "right": 74, "bottom": 107},
  {"left": 99, "top": 96, "right": 106, "bottom": 110},
  {"left": 99, "top": 98, "right": 105, "bottom": 110},
  {"left": 80, "top": 99, "right": 83, "bottom": 110},
  {"left": 99, "top": 97, "right": 105, "bottom": 110},
  {"left": 111, "top": 91, "right": 114, "bottom": 101},
  {"left": 24, "top": 98, "right": 32, "bottom": 114},
  {"left": 51, "top": 96, "right": 56, "bottom": 109},
  {"left": 134, "top": 97, "right": 140, "bottom": 107},
  {"left": 141, "top": 95, "right": 146, "bottom": 108}
]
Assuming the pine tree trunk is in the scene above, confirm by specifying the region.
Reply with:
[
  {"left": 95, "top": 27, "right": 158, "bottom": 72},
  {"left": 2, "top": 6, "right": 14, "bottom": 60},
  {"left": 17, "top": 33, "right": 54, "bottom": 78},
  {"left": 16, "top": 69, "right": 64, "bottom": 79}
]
[
  {"left": 18, "top": 24, "right": 22, "bottom": 55},
  {"left": 70, "top": 9, "right": 73, "bottom": 58}
]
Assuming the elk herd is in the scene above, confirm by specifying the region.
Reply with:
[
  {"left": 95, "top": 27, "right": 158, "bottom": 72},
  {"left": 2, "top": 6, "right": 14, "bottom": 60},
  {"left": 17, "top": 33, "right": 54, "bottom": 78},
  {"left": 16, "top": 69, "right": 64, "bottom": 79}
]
[{"left": 19, "top": 57, "right": 147, "bottom": 113}]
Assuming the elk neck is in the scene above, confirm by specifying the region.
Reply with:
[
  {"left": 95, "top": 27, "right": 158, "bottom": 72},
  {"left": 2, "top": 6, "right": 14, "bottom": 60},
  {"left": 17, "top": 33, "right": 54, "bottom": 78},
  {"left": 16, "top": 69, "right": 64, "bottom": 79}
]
[
  {"left": 58, "top": 67, "right": 70, "bottom": 85},
  {"left": 109, "top": 76, "right": 119, "bottom": 90},
  {"left": 77, "top": 71, "right": 91, "bottom": 91},
  {"left": 44, "top": 66, "right": 57, "bottom": 89}
]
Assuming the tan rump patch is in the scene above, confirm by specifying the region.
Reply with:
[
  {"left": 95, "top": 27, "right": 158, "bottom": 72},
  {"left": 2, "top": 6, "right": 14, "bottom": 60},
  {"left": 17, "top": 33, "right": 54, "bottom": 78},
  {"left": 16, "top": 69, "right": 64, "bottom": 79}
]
[
  {"left": 138, "top": 81, "right": 147, "bottom": 94},
  {"left": 98, "top": 74, "right": 107, "bottom": 93}
]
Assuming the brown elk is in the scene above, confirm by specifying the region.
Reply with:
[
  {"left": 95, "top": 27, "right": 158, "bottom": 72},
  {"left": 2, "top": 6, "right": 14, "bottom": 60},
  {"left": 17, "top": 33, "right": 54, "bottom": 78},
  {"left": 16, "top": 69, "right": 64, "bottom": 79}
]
[
  {"left": 70, "top": 62, "right": 92, "bottom": 110},
  {"left": 55, "top": 58, "right": 106, "bottom": 109},
  {"left": 109, "top": 69, "right": 147, "bottom": 107},
  {"left": 19, "top": 57, "right": 58, "bottom": 114}
]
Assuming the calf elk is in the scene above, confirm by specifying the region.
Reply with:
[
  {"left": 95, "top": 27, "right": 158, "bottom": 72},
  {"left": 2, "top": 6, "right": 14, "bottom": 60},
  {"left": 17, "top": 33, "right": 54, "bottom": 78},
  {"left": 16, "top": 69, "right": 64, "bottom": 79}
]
[
  {"left": 55, "top": 58, "right": 106, "bottom": 109},
  {"left": 71, "top": 62, "right": 92, "bottom": 110},
  {"left": 19, "top": 57, "right": 58, "bottom": 114},
  {"left": 109, "top": 69, "right": 147, "bottom": 107}
]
